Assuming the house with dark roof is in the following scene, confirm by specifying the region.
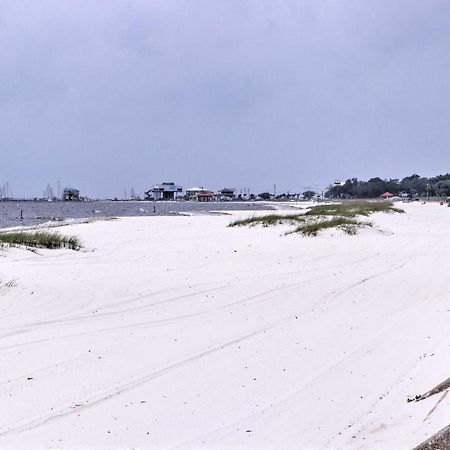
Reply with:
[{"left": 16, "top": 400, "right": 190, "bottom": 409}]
[
  {"left": 145, "top": 182, "right": 183, "bottom": 200},
  {"left": 218, "top": 188, "right": 235, "bottom": 200},
  {"left": 63, "top": 188, "right": 80, "bottom": 201}
]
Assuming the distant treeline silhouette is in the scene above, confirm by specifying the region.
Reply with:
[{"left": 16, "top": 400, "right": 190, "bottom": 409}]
[{"left": 325, "top": 174, "right": 450, "bottom": 199}]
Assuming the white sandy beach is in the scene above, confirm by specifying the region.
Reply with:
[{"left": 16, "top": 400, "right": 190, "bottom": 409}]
[{"left": 0, "top": 202, "right": 449, "bottom": 449}]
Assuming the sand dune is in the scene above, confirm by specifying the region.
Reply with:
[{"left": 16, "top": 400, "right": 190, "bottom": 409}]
[{"left": 0, "top": 202, "right": 449, "bottom": 449}]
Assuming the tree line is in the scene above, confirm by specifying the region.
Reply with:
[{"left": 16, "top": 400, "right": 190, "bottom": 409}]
[{"left": 325, "top": 174, "right": 450, "bottom": 199}]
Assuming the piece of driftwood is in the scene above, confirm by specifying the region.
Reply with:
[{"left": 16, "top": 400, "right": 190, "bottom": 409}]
[{"left": 408, "top": 377, "right": 450, "bottom": 403}]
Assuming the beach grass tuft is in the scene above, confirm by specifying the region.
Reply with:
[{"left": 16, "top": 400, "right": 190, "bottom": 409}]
[
  {"left": 289, "top": 218, "right": 371, "bottom": 236},
  {"left": 0, "top": 231, "right": 81, "bottom": 250},
  {"left": 305, "top": 201, "right": 404, "bottom": 218},
  {"left": 229, "top": 213, "right": 306, "bottom": 228},
  {"left": 229, "top": 200, "right": 402, "bottom": 236}
]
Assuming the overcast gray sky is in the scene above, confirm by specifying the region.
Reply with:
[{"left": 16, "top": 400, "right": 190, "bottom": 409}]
[{"left": 1, "top": 0, "right": 449, "bottom": 198}]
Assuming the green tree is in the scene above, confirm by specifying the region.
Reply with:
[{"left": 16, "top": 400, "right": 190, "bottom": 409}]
[
  {"left": 400, "top": 174, "right": 428, "bottom": 196},
  {"left": 432, "top": 180, "right": 450, "bottom": 197},
  {"left": 258, "top": 192, "right": 271, "bottom": 200},
  {"left": 302, "top": 190, "right": 317, "bottom": 199}
]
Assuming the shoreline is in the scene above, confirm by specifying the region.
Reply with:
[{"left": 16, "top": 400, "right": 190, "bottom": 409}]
[{"left": 0, "top": 201, "right": 276, "bottom": 231}]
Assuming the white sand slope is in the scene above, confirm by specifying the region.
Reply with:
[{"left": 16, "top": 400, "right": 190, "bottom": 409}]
[{"left": 0, "top": 202, "right": 449, "bottom": 449}]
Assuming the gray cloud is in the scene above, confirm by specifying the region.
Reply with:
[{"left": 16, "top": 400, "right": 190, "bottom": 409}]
[{"left": 0, "top": 0, "right": 449, "bottom": 197}]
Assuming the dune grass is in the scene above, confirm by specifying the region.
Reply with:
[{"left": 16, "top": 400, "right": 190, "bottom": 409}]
[
  {"left": 229, "top": 201, "right": 402, "bottom": 236},
  {"left": 229, "top": 213, "right": 306, "bottom": 228},
  {"left": 0, "top": 231, "right": 81, "bottom": 250},
  {"left": 289, "top": 217, "right": 371, "bottom": 236},
  {"left": 305, "top": 201, "right": 404, "bottom": 217}
]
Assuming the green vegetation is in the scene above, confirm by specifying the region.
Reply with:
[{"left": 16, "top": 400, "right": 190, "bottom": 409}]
[
  {"left": 302, "top": 190, "right": 317, "bottom": 200},
  {"left": 0, "top": 231, "right": 81, "bottom": 250},
  {"left": 229, "top": 213, "right": 305, "bottom": 227},
  {"left": 305, "top": 201, "right": 404, "bottom": 217},
  {"left": 290, "top": 217, "right": 370, "bottom": 236},
  {"left": 257, "top": 192, "right": 272, "bottom": 200},
  {"left": 325, "top": 173, "right": 450, "bottom": 199},
  {"left": 229, "top": 201, "right": 403, "bottom": 236}
]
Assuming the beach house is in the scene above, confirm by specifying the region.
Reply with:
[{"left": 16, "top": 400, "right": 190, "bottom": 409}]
[
  {"left": 145, "top": 182, "right": 183, "bottom": 200},
  {"left": 196, "top": 191, "right": 214, "bottom": 202},
  {"left": 186, "top": 187, "right": 214, "bottom": 202},
  {"left": 218, "top": 188, "right": 235, "bottom": 200},
  {"left": 62, "top": 188, "right": 80, "bottom": 201},
  {"left": 186, "top": 187, "right": 207, "bottom": 200}
]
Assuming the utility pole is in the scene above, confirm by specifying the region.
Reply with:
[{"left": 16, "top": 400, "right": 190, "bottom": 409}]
[{"left": 426, "top": 183, "right": 430, "bottom": 201}]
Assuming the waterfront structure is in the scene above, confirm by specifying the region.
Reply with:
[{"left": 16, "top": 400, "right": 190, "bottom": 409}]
[
  {"left": 186, "top": 187, "right": 206, "bottom": 199},
  {"left": 218, "top": 188, "right": 235, "bottom": 200},
  {"left": 196, "top": 191, "right": 214, "bottom": 202},
  {"left": 145, "top": 182, "right": 183, "bottom": 200},
  {"left": 186, "top": 187, "right": 215, "bottom": 202},
  {"left": 63, "top": 188, "right": 80, "bottom": 201}
]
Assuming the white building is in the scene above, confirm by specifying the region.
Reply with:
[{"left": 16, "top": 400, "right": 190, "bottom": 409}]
[{"left": 145, "top": 182, "right": 182, "bottom": 200}]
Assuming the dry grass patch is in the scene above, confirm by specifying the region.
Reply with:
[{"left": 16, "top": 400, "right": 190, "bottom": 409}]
[
  {"left": 305, "top": 201, "right": 404, "bottom": 217},
  {"left": 228, "top": 201, "right": 402, "bottom": 236},
  {"left": 289, "top": 217, "right": 371, "bottom": 236},
  {"left": 229, "top": 214, "right": 306, "bottom": 228},
  {"left": 0, "top": 231, "right": 81, "bottom": 250}
]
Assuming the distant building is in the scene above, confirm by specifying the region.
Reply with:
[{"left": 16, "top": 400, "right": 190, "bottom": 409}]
[
  {"left": 145, "top": 182, "right": 183, "bottom": 200},
  {"left": 63, "top": 188, "right": 80, "bottom": 201},
  {"left": 196, "top": 191, "right": 214, "bottom": 202},
  {"left": 218, "top": 188, "right": 235, "bottom": 200},
  {"left": 380, "top": 192, "right": 394, "bottom": 199},
  {"left": 186, "top": 187, "right": 215, "bottom": 202},
  {"left": 186, "top": 187, "right": 207, "bottom": 200}
]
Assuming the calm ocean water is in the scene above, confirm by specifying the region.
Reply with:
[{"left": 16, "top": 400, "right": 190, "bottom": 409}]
[{"left": 0, "top": 201, "right": 272, "bottom": 229}]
